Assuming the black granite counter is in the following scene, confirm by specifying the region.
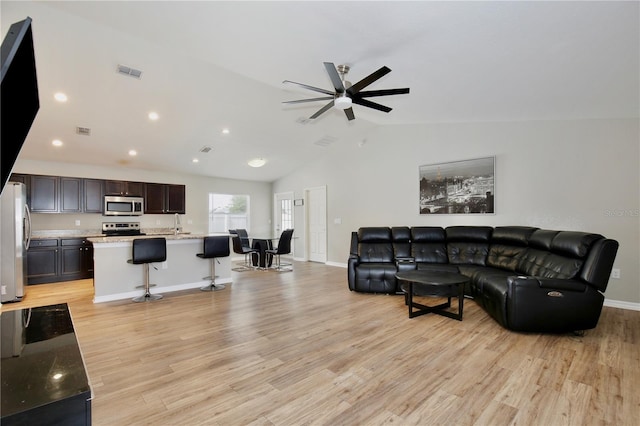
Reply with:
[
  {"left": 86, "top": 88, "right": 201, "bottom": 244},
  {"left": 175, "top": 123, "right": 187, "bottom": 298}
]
[{"left": 1, "top": 303, "right": 92, "bottom": 425}]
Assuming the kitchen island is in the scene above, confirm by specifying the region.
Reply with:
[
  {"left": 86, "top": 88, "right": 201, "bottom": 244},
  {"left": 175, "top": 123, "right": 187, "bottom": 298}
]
[{"left": 87, "top": 233, "right": 231, "bottom": 303}]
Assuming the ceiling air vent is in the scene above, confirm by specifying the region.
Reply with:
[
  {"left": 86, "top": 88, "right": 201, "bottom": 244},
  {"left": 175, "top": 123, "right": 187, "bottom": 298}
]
[
  {"left": 76, "top": 127, "right": 91, "bottom": 136},
  {"left": 199, "top": 146, "right": 212, "bottom": 153},
  {"left": 116, "top": 64, "right": 143, "bottom": 79}
]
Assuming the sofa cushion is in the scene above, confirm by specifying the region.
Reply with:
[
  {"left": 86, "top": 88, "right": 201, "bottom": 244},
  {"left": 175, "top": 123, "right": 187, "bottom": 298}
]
[
  {"left": 491, "top": 226, "right": 538, "bottom": 246},
  {"left": 357, "top": 227, "right": 394, "bottom": 262},
  {"left": 486, "top": 245, "right": 527, "bottom": 272},
  {"left": 392, "top": 226, "right": 411, "bottom": 258},
  {"left": 446, "top": 226, "right": 493, "bottom": 242},
  {"left": 447, "top": 242, "right": 489, "bottom": 266},
  {"left": 529, "top": 229, "right": 559, "bottom": 250},
  {"left": 516, "top": 248, "right": 582, "bottom": 279},
  {"left": 411, "top": 227, "right": 448, "bottom": 263},
  {"left": 550, "top": 231, "right": 603, "bottom": 259},
  {"left": 354, "top": 263, "right": 398, "bottom": 293}
]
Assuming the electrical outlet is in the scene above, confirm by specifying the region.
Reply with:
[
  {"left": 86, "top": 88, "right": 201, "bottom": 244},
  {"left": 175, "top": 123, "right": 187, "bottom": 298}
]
[
  {"left": 611, "top": 268, "right": 621, "bottom": 279},
  {"left": 162, "top": 261, "right": 168, "bottom": 270},
  {"left": 1, "top": 285, "right": 6, "bottom": 295},
  {"left": 75, "top": 220, "right": 81, "bottom": 226},
  {"left": 156, "top": 220, "right": 161, "bottom": 225}
]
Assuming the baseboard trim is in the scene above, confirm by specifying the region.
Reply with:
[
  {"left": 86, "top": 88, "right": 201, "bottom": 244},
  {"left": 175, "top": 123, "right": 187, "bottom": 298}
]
[
  {"left": 603, "top": 299, "right": 640, "bottom": 311},
  {"left": 326, "top": 261, "right": 347, "bottom": 268},
  {"left": 93, "top": 277, "right": 233, "bottom": 303}
]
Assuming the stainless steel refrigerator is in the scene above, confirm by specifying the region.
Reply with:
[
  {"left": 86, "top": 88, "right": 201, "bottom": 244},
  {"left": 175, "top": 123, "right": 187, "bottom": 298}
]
[{"left": 1, "top": 182, "right": 31, "bottom": 303}]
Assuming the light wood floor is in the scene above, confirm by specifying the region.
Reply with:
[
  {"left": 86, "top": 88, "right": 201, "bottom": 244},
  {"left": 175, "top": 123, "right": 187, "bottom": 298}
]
[{"left": 2, "top": 261, "right": 639, "bottom": 425}]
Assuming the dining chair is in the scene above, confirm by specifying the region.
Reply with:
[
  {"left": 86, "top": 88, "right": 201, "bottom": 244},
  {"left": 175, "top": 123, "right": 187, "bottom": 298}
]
[
  {"left": 265, "top": 229, "right": 294, "bottom": 272},
  {"left": 230, "top": 233, "right": 260, "bottom": 271}
]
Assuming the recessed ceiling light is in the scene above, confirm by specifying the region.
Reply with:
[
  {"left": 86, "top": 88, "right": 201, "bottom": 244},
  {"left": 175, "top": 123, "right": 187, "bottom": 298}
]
[
  {"left": 54, "top": 92, "right": 67, "bottom": 102},
  {"left": 148, "top": 112, "right": 159, "bottom": 121},
  {"left": 52, "top": 139, "right": 63, "bottom": 147},
  {"left": 222, "top": 128, "right": 230, "bottom": 134},
  {"left": 192, "top": 158, "right": 199, "bottom": 163},
  {"left": 129, "top": 149, "right": 137, "bottom": 156},
  {"left": 248, "top": 158, "right": 266, "bottom": 168}
]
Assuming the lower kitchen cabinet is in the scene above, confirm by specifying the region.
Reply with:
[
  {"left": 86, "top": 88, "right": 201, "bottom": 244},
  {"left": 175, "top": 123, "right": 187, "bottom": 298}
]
[
  {"left": 27, "top": 238, "right": 94, "bottom": 285},
  {"left": 26, "top": 239, "right": 59, "bottom": 284}
]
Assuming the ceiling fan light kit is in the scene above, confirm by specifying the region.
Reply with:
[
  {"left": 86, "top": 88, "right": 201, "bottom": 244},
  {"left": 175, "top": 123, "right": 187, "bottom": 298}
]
[
  {"left": 334, "top": 96, "right": 352, "bottom": 110},
  {"left": 283, "top": 62, "right": 410, "bottom": 121}
]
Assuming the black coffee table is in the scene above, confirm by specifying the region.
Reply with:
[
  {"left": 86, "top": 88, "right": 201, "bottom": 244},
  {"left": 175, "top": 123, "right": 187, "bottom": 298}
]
[{"left": 396, "top": 270, "right": 468, "bottom": 320}]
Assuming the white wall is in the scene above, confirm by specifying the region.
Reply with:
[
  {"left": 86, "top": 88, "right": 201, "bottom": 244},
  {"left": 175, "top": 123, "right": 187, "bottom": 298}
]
[
  {"left": 13, "top": 159, "right": 273, "bottom": 235},
  {"left": 273, "top": 118, "right": 640, "bottom": 304}
]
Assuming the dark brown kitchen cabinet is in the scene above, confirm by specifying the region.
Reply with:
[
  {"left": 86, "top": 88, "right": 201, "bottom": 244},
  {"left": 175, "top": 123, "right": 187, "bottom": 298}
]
[
  {"left": 105, "top": 180, "right": 143, "bottom": 196},
  {"left": 29, "top": 175, "right": 58, "bottom": 212},
  {"left": 60, "top": 177, "right": 82, "bottom": 213},
  {"left": 8, "top": 173, "right": 28, "bottom": 184},
  {"left": 166, "top": 184, "right": 186, "bottom": 213},
  {"left": 60, "top": 238, "right": 93, "bottom": 281},
  {"left": 27, "top": 238, "right": 93, "bottom": 284},
  {"left": 83, "top": 178, "right": 104, "bottom": 213},
  {"left": 144, "top": 183, "right": 185, "bottom": 214},
  {"left": 26, "top": 239, "right": 59, "bottom": 284},
  {"left": 144, "top": 183, "right": 166, "bottom": 214}
]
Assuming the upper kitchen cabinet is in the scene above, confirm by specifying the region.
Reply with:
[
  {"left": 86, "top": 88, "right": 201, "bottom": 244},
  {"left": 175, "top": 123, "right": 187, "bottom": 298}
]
[
  {"left": 144, "top": 183, "right": 185, "bottom": 214},
  {"left": 61, "top": 178, "right": 103, "bottom": 213},
  {"left": 59, "top": 177, "right": 82, "bottom": 213},
  {"left": 166, "top": 184, "right": 186, "bottom": 213},
  {"left": 83, "top": 179, "right": 104, "bottom": 213},
  {"left": 30, "top": 175, "right": 58, "bottom": 212},
  {"left": 105, "top": 180, "right": 144, "bottom": 197}
]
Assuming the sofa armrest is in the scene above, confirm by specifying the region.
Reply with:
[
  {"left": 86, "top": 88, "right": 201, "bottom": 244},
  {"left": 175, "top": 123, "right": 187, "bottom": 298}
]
[
  {"left": 395, "top": 257, "right": 416, "bottom": 273},
  {"left": 506, "top": 276, "right": 604, "bottom": 332},
  {"left": 509, "top": 276, "right": 587, "bottom": 292},
  {"left": 348, "top": 254, "right": 359, "bottom": 291}
]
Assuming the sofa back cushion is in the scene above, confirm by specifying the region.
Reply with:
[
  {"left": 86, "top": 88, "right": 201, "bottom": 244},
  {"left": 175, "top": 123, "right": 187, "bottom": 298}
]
[
  {"left": 516, "top": 249, "right": 583, "bottom": 279},
  {"left": 486, "top": 226, "right": 538, "bottom": 271},
  {"left": 550, "top": 231, "right": 604, "bottom": 258},
  {"left": 357, "top": 227, "right": 394, "bottom": 262},
  {"left": 446, "top": 226, "right": 492, "bottom": 265},
  {"left": 411, "top": 227, "right": 447, "bottom": 263},
  {"left": 392, "top": 226, "right": 412, "bottom": 258}
]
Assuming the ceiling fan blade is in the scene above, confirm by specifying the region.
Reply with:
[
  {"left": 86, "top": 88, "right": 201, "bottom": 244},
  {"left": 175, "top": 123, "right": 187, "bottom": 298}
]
[
  {"left": 323, "top": 62, "right": 345, "bottom": 93},
  {"left": 352, "top": 97, "right": 392, "bottom": 113},
  {"left": 310, "top": 100, "right": 335, "bottom": 119},
  {"left": 348, "top": 66, "right": 391, "bottom": 95},
  {"left": 283, "top": 80, "right": 334, "bottom": 96},
  {"left": 356, "top": 88, "right": 410, "bottom": 98},
  {"left": 283, "top": 96, "right": 334, "bottom": 105},
  {"left": 344, "top": 107, "right": 355, "bottom": 121}
]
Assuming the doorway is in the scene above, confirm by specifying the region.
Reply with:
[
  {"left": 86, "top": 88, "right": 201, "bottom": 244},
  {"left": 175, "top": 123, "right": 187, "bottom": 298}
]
[
  {"left": 305, "top": 186, "right": 327, "bottom": 263},
  {"left": 274, "top": 191, "right": 294, "bottom": 237}
]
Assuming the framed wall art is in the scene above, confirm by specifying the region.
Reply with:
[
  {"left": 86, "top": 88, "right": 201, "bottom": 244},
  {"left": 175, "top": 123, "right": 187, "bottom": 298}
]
[{"left": 419, "top": 156, "right": 495, "bottom": 214}]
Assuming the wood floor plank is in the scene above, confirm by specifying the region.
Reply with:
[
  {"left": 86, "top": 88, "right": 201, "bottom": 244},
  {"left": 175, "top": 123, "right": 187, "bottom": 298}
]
[{"left": 2, "top": 261, "right": 638, "bottom": 425}]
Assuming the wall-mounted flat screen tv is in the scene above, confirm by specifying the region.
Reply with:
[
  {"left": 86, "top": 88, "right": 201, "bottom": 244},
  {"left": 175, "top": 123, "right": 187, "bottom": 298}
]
[{"left": 1, "top": 17, "right": 39, "bottom": 193}]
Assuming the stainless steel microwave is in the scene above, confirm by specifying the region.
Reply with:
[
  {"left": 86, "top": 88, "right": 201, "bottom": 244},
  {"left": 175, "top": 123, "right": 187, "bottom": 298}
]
[{"left": 103, "top": 196, "right": 144, "bottom": 216}]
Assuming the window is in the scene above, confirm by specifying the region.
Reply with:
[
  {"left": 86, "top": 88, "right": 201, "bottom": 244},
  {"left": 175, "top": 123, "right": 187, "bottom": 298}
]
[
  {"left": 209, "top": 193, "right": 250, "bottom": 233},
  {"left": 279, "top": 198, "right": 293, "bottom": 230}
]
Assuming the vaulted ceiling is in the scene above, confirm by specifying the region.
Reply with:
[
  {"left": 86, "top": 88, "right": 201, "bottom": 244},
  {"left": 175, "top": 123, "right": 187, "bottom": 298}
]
[{"left": 2, "top": 1, "right": 638, "bottom": 182}]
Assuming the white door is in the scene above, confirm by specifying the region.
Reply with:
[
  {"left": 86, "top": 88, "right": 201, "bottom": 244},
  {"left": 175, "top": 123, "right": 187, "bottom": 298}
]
[
  {"left": 306, "top": 186, "right": 327, "bottom": 263},
  {"left": 274, "top": 192, "right": 294, "bottom": 237}
]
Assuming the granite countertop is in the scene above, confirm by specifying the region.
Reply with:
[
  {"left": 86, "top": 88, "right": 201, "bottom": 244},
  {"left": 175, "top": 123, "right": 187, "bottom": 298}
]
[{"left": 87, "top": 232, "right": 231, "bottom": 244}]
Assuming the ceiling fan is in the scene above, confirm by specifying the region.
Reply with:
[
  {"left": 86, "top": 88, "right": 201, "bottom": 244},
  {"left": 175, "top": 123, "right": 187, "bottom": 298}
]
[{"left": 283, "top": 62, "right": 410, "bottom": 121}]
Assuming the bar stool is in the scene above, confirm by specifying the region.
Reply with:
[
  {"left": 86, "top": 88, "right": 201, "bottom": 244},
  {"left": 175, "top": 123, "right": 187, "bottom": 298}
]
[
  {"left": 197, "top": 236, "right": 230, "bottom": 291},
  {"left": 128, "top": 237, "right": 166, "bottom": 302}
]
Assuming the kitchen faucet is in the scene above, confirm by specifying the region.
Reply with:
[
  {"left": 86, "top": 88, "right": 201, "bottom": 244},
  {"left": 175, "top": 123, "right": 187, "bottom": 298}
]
[{"left": 174, "top": 213, "right": 182, "bottom": 235}]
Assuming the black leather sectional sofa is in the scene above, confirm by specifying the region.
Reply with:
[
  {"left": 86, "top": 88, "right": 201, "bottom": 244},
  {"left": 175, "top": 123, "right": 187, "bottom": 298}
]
[{"left": 348, "top": 226, "right": 619, "bottom": 333}]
